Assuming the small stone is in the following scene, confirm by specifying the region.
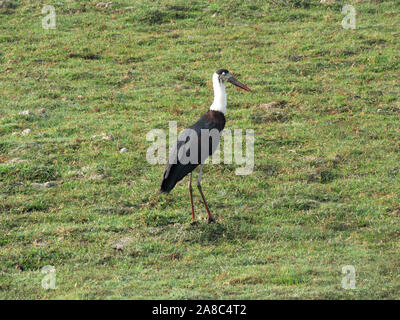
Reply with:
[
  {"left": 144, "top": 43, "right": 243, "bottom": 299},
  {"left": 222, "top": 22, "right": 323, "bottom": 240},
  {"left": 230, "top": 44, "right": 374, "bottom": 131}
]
[
  {"left": 31, "top": 181, "right": 57, "bottom": 189},
  {"left": 5, "top": 157, "right": 27, "bottom": 164},
  {"left": 37, "top": 108, "right": 47, "bottom": 117},
  {"left": 96, "top": 2, "right": 112, "bottom": 8},
  {"left": 125, "top": 6, "right": 134, "bottom": 10},
  {"left": 111, "top": 243, "right": 124, "bottom": 251},
  {"left": 94, "top": 133, "right": 114, "bottom": 141},
  {"left": 21, "top": 129, "right": 32, "bottom": 136},
  {"left": 91, "top": 133, "right": 114, "bottom": 141},
  {"left": 111, "top": 238, "right": 132, "bottom": 251},
  {"left": 289, "top": 55, "right": 304, "bottom": 62},
  {"left": 103, "top": 134, "right": 114, "bottom": 141},
  {"left": 120, "top": 148, "right": 128, "bottom": 153},
  {"left": 88, "top": 173, "right": 105, "bottom": 180},
  {"left": 18, "top": 110, "right": 32, "bottom": 116},
  {"left": 43, "top": 181, "right": 57, "bottom": 188},
  {"left": 259, "top": 101, "right": 287, "bottom": 110}
]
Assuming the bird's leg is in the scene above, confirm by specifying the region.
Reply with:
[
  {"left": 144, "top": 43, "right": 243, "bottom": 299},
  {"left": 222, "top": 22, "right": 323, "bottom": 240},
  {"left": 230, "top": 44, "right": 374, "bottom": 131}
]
[
  {"left": 197, "top": 164, "right": 216, "bottom": 223},
  {"left": 188, "top": 172, "right": 195, "bottom": 223}
]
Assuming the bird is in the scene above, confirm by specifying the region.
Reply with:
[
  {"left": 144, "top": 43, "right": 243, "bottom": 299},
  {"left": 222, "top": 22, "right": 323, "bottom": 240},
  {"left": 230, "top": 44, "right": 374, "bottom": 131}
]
[{"left": 160, "top": 69, "right": 251, "bottom": 223}]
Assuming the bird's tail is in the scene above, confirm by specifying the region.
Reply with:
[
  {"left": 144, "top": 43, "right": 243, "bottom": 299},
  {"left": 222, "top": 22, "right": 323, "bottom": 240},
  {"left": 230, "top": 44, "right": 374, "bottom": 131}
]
[
  {"left": 160, "top": 162, "right": 197, "bottom": 194},
  {"left": 160, "top": 178, "right": 174, "bottom": 193}
]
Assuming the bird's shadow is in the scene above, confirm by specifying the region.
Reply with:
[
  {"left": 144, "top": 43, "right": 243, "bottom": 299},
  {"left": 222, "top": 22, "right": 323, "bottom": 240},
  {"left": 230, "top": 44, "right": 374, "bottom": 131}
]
[
  {"left": 187, "top": 221, "right": 228, "bottom": 243},
  {"left": 182, "top": 217, "right": 258, "bottom": 244}
]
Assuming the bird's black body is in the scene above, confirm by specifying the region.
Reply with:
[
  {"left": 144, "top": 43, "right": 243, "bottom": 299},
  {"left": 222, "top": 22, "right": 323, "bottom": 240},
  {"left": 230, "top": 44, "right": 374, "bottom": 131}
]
[{"left": 160, "top": 110, "right": 225, "bottom": 193}]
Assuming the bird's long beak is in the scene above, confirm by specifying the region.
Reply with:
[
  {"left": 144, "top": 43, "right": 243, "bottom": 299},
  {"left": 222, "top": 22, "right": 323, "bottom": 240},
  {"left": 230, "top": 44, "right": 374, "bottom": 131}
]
[{"left": 227, "top": 75, "right": 252, "bottom": 92}]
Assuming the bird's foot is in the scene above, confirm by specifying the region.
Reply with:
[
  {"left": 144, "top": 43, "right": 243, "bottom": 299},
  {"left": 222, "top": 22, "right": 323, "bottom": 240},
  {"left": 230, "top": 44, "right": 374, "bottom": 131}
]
[
  {"left": 190, "top": 220, "right": 200, "bottom": 226},
  {"left": 208, "top": 215, "right": 216, "bottom": 224}
]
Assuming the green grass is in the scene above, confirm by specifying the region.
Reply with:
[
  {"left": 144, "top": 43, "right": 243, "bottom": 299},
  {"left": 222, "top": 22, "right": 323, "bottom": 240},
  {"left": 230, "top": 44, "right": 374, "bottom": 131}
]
[{"left": 1, "top": 0, "right": 400, "bottom": 299}]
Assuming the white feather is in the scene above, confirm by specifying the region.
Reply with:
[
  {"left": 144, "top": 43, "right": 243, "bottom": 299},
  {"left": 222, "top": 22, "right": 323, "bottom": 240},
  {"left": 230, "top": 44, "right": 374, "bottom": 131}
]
[{"left": 209, "top": 72, "right": 227, "bottom": 114}]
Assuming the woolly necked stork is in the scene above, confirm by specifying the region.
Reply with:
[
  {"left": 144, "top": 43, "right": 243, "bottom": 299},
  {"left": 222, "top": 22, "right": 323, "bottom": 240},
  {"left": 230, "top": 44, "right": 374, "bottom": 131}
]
[{"left": 160, "top": 69, "right": 251, "bottom": 223}]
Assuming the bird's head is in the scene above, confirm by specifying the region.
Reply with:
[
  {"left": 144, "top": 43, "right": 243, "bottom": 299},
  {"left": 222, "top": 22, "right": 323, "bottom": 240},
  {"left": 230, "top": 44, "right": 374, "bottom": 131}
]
[{"left": 215, "top": 69, "right": 251, "bottom": 92}]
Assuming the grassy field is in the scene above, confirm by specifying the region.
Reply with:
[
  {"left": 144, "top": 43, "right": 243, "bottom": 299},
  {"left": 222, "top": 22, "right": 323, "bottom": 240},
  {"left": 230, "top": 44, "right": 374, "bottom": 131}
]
[{"left": 1, "top": 0, "right": 399, "bottom": 299}]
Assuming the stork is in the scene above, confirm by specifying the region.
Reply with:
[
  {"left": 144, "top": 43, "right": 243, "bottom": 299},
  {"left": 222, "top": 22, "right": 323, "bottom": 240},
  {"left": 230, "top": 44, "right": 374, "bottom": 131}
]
[{"left": 160, "top": 69, "right": 251, "bottom": 223}]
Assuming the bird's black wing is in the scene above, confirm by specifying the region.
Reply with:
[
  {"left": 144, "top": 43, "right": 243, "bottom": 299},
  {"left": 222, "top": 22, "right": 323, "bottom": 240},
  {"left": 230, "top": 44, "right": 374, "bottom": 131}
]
[
  {"left": 160, "top": 128, "right": 199, "bottom": 193},
  {"left": 160, "top": 111, "right": 225, "bottom": 193}
]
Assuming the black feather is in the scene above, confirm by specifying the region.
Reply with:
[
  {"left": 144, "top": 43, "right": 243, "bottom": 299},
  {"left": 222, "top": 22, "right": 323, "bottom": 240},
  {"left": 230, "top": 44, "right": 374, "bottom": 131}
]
[
  {"left": 216, "top": 69, "right": 229, "bottom": 75},
  {"left": 160, "top": 111, "right": 225, "bottom": 193}
]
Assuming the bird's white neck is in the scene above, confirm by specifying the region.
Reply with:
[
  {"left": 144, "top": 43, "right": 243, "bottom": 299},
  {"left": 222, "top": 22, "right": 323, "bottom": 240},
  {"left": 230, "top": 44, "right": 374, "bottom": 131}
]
[{"left": 210, "top": 73, "right": 227, "bottom": 114}]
